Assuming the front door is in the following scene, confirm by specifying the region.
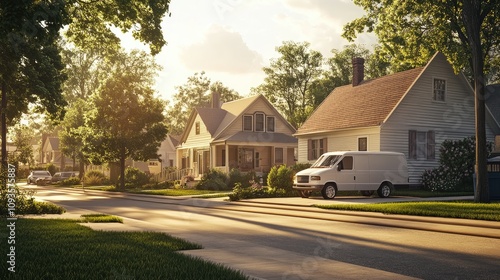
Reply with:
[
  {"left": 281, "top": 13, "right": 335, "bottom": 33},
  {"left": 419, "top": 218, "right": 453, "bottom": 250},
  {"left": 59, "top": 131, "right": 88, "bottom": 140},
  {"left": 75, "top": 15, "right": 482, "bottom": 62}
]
[{"left": 240, "top": 148, "right": 254, "bottom": 171}]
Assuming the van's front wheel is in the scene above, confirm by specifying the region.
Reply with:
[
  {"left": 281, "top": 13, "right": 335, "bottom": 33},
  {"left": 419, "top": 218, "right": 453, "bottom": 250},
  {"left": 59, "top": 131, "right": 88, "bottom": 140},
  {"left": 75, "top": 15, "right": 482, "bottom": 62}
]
[
  {"left": 377, "top": 183, "right": 392, "bottom": 198},
  {"left": 321, "top": 184, "right": 337, "bottom": 199}
]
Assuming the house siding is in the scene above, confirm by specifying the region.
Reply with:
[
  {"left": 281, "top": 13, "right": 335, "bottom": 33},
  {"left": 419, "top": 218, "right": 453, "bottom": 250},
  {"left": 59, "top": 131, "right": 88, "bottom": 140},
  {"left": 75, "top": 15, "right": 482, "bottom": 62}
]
[
  {"left": 382, "top": 54, "right": 496, "bottom": 184},
  {"left": 296, "top": 127, "right": 381, "bottom": 163},
  {"left": 182, "top": 114, "right": 212, "bottom": 149}
]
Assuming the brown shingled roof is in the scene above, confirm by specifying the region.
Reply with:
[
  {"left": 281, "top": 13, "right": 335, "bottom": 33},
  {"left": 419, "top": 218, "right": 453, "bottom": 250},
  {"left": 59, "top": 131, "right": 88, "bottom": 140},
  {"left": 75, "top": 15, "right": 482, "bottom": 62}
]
[{"left": 296, "top": 67, "right": 424, "bottom": 135}]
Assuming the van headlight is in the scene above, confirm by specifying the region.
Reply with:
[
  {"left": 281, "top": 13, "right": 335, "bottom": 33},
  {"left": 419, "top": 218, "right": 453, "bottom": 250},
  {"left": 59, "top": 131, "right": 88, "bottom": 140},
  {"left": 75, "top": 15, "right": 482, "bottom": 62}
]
[{"left": 310, "top": 176, "right": 321, "bottom": 181}]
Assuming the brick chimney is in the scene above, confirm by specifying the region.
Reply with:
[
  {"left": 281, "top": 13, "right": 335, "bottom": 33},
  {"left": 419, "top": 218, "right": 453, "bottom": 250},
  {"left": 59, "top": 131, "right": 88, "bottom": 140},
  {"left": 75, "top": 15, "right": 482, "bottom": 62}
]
[
  {"left": 352, "top": 57, "right": 365, "bottom": 86},
  {"left": 211, "top": 91, "right": 221, "bottom": 108}
]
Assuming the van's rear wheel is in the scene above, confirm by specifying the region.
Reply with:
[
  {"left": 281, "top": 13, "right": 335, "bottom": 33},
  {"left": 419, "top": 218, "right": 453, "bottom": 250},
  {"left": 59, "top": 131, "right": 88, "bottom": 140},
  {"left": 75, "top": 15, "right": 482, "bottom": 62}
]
[
  {"left": 321, "top": 184, "right": 337, "bottom": 199},
  {"left": 377, "top": 183, "right": 392, "bottom": 198},
  {"left": 298, "top": 190, "right": 311, "bottom": 198}
]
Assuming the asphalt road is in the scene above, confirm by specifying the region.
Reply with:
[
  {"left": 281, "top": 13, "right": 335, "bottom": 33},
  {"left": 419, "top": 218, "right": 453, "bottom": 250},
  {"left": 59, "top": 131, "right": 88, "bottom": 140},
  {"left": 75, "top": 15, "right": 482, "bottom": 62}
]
[{"left": 27, "top": 185, "right": 500, "bottom": 280}]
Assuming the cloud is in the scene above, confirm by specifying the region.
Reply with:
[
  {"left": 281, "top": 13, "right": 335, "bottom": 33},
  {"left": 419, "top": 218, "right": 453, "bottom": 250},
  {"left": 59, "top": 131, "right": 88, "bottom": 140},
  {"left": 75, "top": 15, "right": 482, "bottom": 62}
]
[{"left": 180, "top": 25, "right": 263, "bottom": 74}]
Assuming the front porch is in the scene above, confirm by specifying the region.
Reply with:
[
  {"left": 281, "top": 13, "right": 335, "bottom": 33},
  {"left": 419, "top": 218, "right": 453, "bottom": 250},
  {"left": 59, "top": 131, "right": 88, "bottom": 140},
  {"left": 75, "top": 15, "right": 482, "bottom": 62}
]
[{"left": 177, "top": 144, "right": 296, "bottom": 178}]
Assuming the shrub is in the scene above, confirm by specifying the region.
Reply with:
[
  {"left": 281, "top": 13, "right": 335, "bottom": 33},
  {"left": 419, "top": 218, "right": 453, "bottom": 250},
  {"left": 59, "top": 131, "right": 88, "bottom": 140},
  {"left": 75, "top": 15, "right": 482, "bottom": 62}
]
[
  {"left": 0, "top": 185, "right": 65, "bottom": 215},
  {"left": 60, "top": 177, "right": 81, "bottom": 186},
  {"left": 291, "top": 162, "right": 312, "bottom": 174},
  {"left": 83, "top": 171, "right": 109, "bottom": 186},
  {"left": 196, "top": 169, "right": 230, "bottom": 190},
  {"left": 422, "top": 137, "right": 493, "bottom": 192},
  {"left": 121, "top": 167, "right": 150, "bottom": 188},
  {"left": 227, "top": 168, "right": 252, "bottom": 189},
  {"left": 142, "top": 180, "right": 175, "bottom": 190},
  {"left": 228, "top": 182, "right": 287, "bottom": 201},
  {"left": 267, "top": 165, "right": 294, "bottom": 194}
]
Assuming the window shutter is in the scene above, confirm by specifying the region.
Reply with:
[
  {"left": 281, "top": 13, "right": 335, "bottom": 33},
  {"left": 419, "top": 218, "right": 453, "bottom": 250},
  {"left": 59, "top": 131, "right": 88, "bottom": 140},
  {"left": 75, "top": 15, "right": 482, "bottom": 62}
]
[
  {"left": 427, "top": 130, "right": 435, "bottom": 160},
  {"left": 409, "top": 130, "right": 417, "bottom": 159},
  {"left": 322, "top": 138, "right": 328, "bottom": 153},
  {"left": 307, "top": 139, "right": 313, "bottom": 161}
]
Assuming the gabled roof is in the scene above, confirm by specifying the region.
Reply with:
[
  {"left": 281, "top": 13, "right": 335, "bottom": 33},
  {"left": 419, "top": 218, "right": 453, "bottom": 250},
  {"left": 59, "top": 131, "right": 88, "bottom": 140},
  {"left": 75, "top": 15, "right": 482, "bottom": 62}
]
[
  {"left": 296, "top": 66, "right": 424, "bottom": 135},
  {"left": 43, "top": 137, "right": 59, "bottom": 151},
  {"left": 180, "top": 94, "right": 296, "bottom": 144}
]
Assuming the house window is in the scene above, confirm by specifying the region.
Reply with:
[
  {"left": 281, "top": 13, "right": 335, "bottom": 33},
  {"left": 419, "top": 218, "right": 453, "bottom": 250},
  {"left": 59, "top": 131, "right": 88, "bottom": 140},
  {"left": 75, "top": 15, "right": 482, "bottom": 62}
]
[
  {"left": 255, "top": 113, "right": 265, "bottom": 132},
  {"left": 409, "top": 130, "right": 435, "bottom": 160},
  {"left": 243, "top": 115, "right": 253, "bottom": 131},
  {"left": 266, "top": 116, "right": 275, "bottom": 132},
  {"left": 308, "top": 138, "right": 327, "bottom": 160},
  {"left": 433, "top": 78, "right": 446, "bottom": 101},
  {"left": 275, "top": 148, "right": 283, "bottom": 164},
  {"left": 358, "top": 137, "right": 367, "bottom": 151},
  {"left": 195, "top": 121, "right": 200, "bottom": 135}
]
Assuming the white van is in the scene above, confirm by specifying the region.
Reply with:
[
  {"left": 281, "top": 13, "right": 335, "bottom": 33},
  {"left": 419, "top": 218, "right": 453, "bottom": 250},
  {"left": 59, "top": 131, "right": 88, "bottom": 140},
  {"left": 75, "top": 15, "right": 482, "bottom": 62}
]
[{"left": 293, "top": 151, "right": 408, "bottom": 199}]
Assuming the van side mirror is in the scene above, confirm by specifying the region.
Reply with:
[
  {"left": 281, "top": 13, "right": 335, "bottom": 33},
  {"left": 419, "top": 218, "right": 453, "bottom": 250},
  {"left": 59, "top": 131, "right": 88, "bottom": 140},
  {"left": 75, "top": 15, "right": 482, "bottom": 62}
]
[{"left": 337, "top": 164, "right": 342, "bottom": 171}]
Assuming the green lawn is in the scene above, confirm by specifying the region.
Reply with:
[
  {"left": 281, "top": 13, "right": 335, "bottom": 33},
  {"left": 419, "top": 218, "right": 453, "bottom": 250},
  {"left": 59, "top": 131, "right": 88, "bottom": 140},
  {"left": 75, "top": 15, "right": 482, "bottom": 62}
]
[
  {"left": 314, "top": 201, "right": 500, "bottom": 221},
  {"left": 0, "top": 219, "right": 248, "bottom": 280}
]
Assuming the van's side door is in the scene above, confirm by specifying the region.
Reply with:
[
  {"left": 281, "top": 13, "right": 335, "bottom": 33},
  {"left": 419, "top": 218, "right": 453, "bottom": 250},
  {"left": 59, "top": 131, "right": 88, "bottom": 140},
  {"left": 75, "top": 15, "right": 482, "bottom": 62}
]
[
  {"left": 336, "top": 156, "right": 356, "bottom": 191},
  {"left": 354, "top": 155, "right": 371, "bottom": 190}
]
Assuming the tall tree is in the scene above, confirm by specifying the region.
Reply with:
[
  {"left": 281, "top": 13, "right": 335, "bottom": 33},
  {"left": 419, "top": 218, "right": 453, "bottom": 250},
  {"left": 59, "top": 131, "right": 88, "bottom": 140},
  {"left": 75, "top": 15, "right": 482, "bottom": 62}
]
[
  {"left": 166, "top": 72, "right": 241, "bottom": 135},
  {"left": 59, "top": 98, "right": 89, "bottom": 176},
  {"left": 0, "top": 0, "right": 171, "bottom": 172},
  {"left": 253, "top": 41, "right": 323, "bottom": 129},
  {"left": 9, "top": 124, "right": 35, "bottom": 169},
  {"left": 343, "top": 0, "right": 500, "bottom": 202},
  {"left": 83, "top": 50, "right": 168, "bottom": 189},
  {"left": 0, "top": 1, "right": 67, "bottom": 170}
]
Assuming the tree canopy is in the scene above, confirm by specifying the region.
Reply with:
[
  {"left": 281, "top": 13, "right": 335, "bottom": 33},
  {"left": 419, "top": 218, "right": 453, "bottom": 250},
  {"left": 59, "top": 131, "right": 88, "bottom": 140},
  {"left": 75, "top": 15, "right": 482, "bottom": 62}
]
[
  {"left": 1, "top": 0, "right": 171, "bottom": 169},
  {"left": 253, "top": 41, "right": 323, "bottom": 129},
  {"left": 166, "top": 72, "right": 241, "bottom": 135}
]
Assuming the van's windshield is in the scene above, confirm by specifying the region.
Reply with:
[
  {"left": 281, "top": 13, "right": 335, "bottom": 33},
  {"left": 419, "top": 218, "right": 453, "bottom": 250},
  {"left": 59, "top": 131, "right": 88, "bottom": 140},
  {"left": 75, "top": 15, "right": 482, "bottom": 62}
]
[{"left": 311, "top": 155, "right": 341, "bottom": 168}]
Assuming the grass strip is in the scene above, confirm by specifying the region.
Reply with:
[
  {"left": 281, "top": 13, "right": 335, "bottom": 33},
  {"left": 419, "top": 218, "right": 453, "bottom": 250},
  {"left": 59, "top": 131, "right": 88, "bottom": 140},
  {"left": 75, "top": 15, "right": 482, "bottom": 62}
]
[
  {"left": 80, "top": 213, "right": 123, "bottom": 223},
  {"left": 128, "top": 189, "right": 225, "bottom": 196},
  {"left": 0, "top": 219, "right": 248, "bottom": 280},
  {"left": 314, "top": 201, "right": 500, "bottom": 221}
]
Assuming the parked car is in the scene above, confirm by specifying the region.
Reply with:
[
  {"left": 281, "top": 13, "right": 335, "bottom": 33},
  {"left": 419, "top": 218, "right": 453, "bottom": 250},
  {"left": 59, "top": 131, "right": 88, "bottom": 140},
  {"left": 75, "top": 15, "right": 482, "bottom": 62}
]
[
  {"left": 27, "top": 171, "right": 53, "bottom": 185},
  {"left": 51, "top": 172, "right": 78, "bottom": 183}
]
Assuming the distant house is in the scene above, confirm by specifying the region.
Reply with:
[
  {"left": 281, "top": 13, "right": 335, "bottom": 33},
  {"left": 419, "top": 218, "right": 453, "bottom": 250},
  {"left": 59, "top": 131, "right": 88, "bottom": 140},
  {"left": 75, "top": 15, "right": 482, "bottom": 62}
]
[
  {"left": 177, "top": 93, "right": 297, "bottom": 178},
  {"left": 132, "top": 134, "right": 180, "bottom": 174},
  {"left": 295, "top": 52, "right": 499, "bottom": 185},
  {"left": 41, "top": 136, "right": 69, "bottom": 169}
]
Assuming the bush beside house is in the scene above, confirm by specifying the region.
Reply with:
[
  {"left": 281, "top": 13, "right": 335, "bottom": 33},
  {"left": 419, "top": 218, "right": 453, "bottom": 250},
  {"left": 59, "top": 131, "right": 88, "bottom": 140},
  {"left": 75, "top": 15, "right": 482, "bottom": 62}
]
[{"left": 422, "top": 137, "right": 493, "bottom": 192}]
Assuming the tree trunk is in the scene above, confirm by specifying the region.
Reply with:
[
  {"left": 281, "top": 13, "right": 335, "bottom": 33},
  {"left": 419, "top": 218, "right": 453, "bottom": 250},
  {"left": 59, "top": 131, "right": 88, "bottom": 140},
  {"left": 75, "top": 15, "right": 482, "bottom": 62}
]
[
  {"left": 1, "top": 81, "right": 7, "bottom": 173},
  {"left": 462, "top": 0, "right": 489, "bottom": 203},
  {"left": 119, "top": 146, "right": 126, "bottom": 190}
]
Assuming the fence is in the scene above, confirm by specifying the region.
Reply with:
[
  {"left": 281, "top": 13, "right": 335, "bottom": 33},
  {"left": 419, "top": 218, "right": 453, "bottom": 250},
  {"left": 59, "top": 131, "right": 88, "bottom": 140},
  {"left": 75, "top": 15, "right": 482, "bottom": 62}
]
[{"left": 152, "top": 168, "right": 193, "bottom": 182}]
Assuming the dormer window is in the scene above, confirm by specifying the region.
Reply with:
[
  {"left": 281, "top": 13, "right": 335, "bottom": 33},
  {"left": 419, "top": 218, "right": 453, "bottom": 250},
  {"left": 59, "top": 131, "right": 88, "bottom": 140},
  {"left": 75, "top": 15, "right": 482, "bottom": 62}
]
[
  {"left": 243, "top": 115, "right": 253, "bottom": 131},
  {"left": 255, "top": 113, "right": 265, "bottom": 132},
  {"left": 433, "top": 78, "right": 446, "bottom": 102},
  {"left": 266, "top": 116, "right": 275, "bottom": 132}
]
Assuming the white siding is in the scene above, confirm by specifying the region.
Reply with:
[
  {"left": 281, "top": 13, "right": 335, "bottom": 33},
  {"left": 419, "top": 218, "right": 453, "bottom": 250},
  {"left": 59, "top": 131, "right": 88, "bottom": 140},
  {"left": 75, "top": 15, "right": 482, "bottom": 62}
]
[
  {"left": 382, "top": 53, "right": 496, "bottom": 184},
  {"left": 296, "top": 127, "right": 381, "bottom": 163},
  {"left": 182, "top": 114, "right": 211, "bottom": 149}
]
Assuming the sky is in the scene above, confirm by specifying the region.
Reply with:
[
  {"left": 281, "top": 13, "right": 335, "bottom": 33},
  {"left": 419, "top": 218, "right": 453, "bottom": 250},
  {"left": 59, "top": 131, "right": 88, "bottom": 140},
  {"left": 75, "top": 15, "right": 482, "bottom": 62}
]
[{"left": 122, "top": 0, "right": 376, "bottom": 104}]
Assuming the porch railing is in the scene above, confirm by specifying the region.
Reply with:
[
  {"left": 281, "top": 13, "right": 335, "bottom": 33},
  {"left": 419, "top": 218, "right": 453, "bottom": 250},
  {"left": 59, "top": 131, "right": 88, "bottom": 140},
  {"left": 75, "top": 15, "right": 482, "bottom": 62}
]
[{"left": 152, "top": 168, "right": 193, "bottom": 182}]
